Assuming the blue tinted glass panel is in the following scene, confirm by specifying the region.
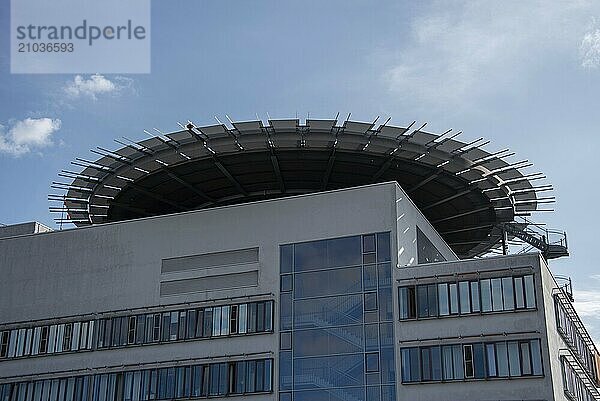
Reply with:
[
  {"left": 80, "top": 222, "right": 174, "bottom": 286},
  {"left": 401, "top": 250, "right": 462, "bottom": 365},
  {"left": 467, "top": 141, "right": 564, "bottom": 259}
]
[
  {"left": 280, "top": 293, "right": 292, "bottom": 330},
  {"left": 294, "top": 387, "right": 365, "bottom": 401},
  {"left": 294, "top": 295, "right": 363, "bottom": 329},
  {"left": 327, "top": 236, "right": 362, "bottom": 268},
  {"left": 294, "top": 241, "right": 326, "bottom": 271},
  {"left": 293, "top": 355, "right": 364, "bottom": 389},
  {"left": 365, "top": 324, "right": 378, "bottom": 351},
  {"left": 294, "top": 267, "right": 362, "bottom": 298},
  {"left": 379, "top": 323, "right": 393, "bottom": 348},
  {"left": 363, "top": 265, "right": 377, "bottom": 291},
  {"left": 377, "top": 263, "right": 391, "bottom": 288},
  {"left": 294, "top": 326, "right": 364, "bottom": 357},
  {"left": 376, "top": 232, "right": 391, "bottom": 262},
  {"left": 280, "top": 245, "right": 293, "bottom": 274},
  {"left": 380, "top": 347, "right": 396, "bottom": 384},
  {"left": 279, "top": 352, "right": 292, "bottom": 391}
]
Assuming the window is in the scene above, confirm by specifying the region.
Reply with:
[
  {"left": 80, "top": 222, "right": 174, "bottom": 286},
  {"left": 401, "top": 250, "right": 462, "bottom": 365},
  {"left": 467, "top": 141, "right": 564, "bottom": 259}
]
[
  {"left": 398, "top": 287, "right": 416, "bottom": 319},
  {"left": 480, "top": 279, "right": 492, "bottom": 312},
  {"left": 470, "top": 281, "right": 480, "bottom": 313},
  {"left": 127, "top": 317, "right": 137, "bottom": 344},
  {"left": 0, "top": 331, "right": 9, "bottom": 358},
  {"left": 438, "top": 284, "right": 449, "bottom": 316},
  {"left": 366, "top": 353, "right": 379, "bottom": 373},
  {"left": 399, "top": 275, "right": 537, "bottom": 321},
  {"left": 449, "top": 284, "right": 459, "bottom": 314},
  {"left": 39, "top": 327, "right": 49, "bottom": 354},
  {"left": 280, "top": 275, "right": 293, "bottom": 292},
  {"left": 524, "top": 275, "right": 535, "bottom": 308},
  {"left": 365, "top": 292, "right": 378, "bottom": 311},
  {"left": 463, "top": 345, "right": 474, "bottom": 378},
  {"left": 178, "top": 312, "right": 187, "bottom": 340},
  {"left": 491, "top": 278, "right": 503, "bottom": 311},
  {"left": 459, "top": 281, "right": 470, "bottom": 314},
  {"left": 401, "top": 339, "right": 543, "bottom": 383},
  {"left": 229, "top": 306, "right": 238, "bottom": 335},
  {"left": 502, "top": 277, "right": 515, "bottom": 310},
  {"left": 63, "top": 323, "right": 73, "bottom": 352}
]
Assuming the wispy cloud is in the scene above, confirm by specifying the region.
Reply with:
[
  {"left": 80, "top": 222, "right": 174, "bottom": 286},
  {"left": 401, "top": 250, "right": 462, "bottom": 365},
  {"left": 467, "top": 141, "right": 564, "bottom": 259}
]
[
  {"left": 0, "top": 118, "right": 62, "bottom": 156},
  {"left": 580, "top": 20, "right": 600, "bottom": 68},
  {"left": 573, "top": 289, "right": 600, "bottom": 346},
  {"left": 64, "top": 74, "right": 134, "bottom": 100},
  {"left": 384, "top": 1, "right": 600, "bottom": 108}
]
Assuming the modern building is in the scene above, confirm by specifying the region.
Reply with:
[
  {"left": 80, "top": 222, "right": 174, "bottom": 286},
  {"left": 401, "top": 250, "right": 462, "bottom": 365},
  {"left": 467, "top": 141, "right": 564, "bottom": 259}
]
[{"left": 0, "top": 117, "right": 598, "bottom": 401}]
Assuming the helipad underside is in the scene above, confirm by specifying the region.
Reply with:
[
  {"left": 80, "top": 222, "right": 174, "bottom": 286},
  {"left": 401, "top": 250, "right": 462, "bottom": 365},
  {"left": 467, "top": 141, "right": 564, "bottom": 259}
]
[{"left": 54, "top": 117, "right": 551, "bottom": 259}]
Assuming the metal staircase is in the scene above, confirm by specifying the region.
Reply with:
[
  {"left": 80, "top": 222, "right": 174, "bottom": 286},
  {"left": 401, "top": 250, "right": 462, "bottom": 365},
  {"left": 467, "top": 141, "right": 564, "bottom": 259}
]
[{"left": 500, "top": 217, "right": 569, "bottom": 260}]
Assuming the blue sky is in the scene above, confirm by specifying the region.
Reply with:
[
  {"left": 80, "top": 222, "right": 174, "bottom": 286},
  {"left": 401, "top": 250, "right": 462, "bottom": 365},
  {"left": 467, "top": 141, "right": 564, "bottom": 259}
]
[{"left": 1, "top": 0, "right": 600, "bottom": 338}]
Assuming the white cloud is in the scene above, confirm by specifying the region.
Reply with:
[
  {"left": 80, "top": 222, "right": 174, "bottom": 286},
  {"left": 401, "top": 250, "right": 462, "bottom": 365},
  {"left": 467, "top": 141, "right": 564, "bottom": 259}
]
[
  {"left": 64, "top": 74, "right": 133, "bottom": 100},
  {"left": 0, "top": 118, "right": 62, "bottom": 156},
  {"left": 573, "top": 289, "right": 600, "bottom": 317},
  {"left": 580, "top": 22, "right": 600, "bottom": 68},
  {"left": 384, "top": 1, "right": 600, "bottom": 108},
  {"left": 573, "top": 289, "right": 600, "bottom": 346}
]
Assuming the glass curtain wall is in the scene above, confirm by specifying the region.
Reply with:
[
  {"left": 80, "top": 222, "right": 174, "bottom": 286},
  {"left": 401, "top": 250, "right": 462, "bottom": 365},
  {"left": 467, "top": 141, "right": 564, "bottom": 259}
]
[{"left": 279, "top": 232, "right": 395, "bottom": 401}]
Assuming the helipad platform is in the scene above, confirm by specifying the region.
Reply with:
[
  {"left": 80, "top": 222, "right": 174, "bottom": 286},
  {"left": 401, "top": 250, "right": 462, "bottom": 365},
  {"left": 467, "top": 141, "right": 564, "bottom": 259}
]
[{"left": 51, "top": 116, "right": 553, "bottom": 258}]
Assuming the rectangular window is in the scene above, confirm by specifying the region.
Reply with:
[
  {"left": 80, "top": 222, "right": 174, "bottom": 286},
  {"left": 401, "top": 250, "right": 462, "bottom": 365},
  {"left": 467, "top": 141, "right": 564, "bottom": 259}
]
[
  {"left": 514, "top": 277, "right": 525, "bottom": 309},
  {"left": 178, "top": 312, "right": 186, "bottom": 340},
  {"left": 127, "top": 317, "right": 137, "bottom": 345},
  {"left": 195, "top": 310, "right": 204, "bottom": 338},
  {"left": 502, "top": 277, "right": 515, "bottom": 310},
  {"left": 401, "top": 348, "right": 420, "bottom": 383},
  {"left": 152, "top": 314, "right": 161, "bottom": 342},
  {"left": 427, "top": 285, "right": 438, "bottom": 317},
  {"left": 169, "top": 312, "right": 178, "bottom": 341},
  {"left": 530, "top": 340, "right": 543, "bottom": 375},
  {"left": 459, "top": 281, "right": 470, "bottom": 314},
  {"left": 431, "top": 346, "right": 442, "bottom": 381},
  {"left": 449, "top": 283, "right": 459, "bottom": 315},
  {"left": 520, "top": 341, "right": 532, "bottom": 375},
  {"left": 256, "top": 303, "right": 265, "bottom": 332},
  {"left": 186, "top": 310, "right": 197, "bottom": 339},
  {"left": 463, "top": 345, "right": 474, "bottom": 378},
  {"left": 0, "top": 332, "right": 10, "bottom": 358},
  {"left": 438, "top": 283, "right": 449, "bottom": 316},
  {"left": 486, "top": 343, "right": 497, "bottom": 377},
  {"left": 229, "top": 306, "right": 238, "bottom": 335},
  {"left": 203, "top": 309, "right": 213, "bottom": 338},
  {"left": 212, "top": 307, "right": 222, "bottom": 337},
  {"left": 470, "top": 281, "right": 480, "bottom": 313},
  {"left": 452, "top": 345, "right": 464, "bottom": 379},
  {"left": 247, "top": 303, "right": 257, "bottom": 333},
  {"left": 491, "top": 278, "right": 503, "bottom": 311},
  {"left": 420, "top": 348, "right": 431, "bottom": 381},
  {"left": 507, "top": 341, "right": 521, "bottom": 377},
  {"left": 47, "top": 326, "right": 56, "bottom": 354},
  {"left": 417, "top": 285, "right": 429, "bottom": 318},
  {"left": 398, "top": 287, "right": 416, "bottom": 319},
  {"left": 135, "top": 316, "right": 145, "bottom": 345},
  {"left": 221, "top": 306, "right": 230, "bottom": 335},
  {"left": 524, "top": 275, "right": 535, "bottom": 308},
  {"left": 238, "top": 304, "right": 247, "bottom": 334},
  {"left": 442, "top": 345, "right": 453, "bottom": 380},
  {"left": 161, "top": 313, "right": 170, "bottom": 342},
  {"left": 480, "top": 279, "right": 492, "bottom": 312},
  {"left": 496, "top": 342, "right": 509, "bottom": 377},
  {"left": 63, "top": 324, "right": 73, "bottom": 352},
  {"left": 365, "top": 292, "right": 378, "bottom": 311},
  {"left": 473, "top": 343, "right": 486, "bottom": 379}
]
